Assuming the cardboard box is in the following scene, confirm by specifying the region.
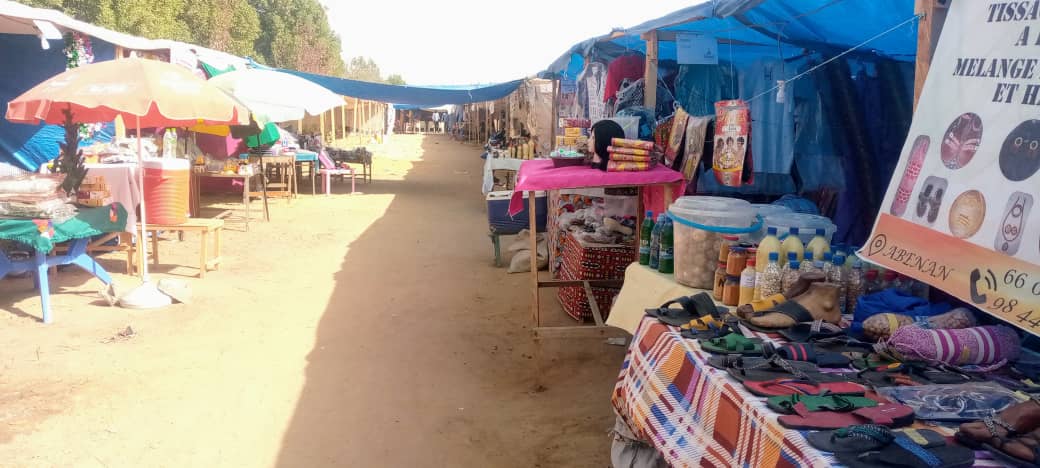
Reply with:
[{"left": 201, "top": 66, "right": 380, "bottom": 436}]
[{"left": 564, "top": 127, "right": 582, "bottom": 137}]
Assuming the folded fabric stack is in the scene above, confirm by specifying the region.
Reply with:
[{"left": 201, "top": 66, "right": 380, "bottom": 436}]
[
  {"left": 606, "top": 138, "right": 657, "bottom": 172},
  {"left": 0, "top": 174, "right": 77, "bottom": 223}
]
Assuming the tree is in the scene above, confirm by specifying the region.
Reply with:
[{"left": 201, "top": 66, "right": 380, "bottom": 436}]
[
  {"left": 345, "top": 56, "right": 381, "bottom": 83},
  {"left": 248, "top": 0, "right": 344, "bottom": 75},
  {"left": 385, "top": 74, "right": 406, "bottom": 86}
]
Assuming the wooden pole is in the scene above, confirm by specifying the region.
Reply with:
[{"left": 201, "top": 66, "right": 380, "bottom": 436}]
[
  {"left": 551, "top": 79, "right": 560, "bottom": 148},
  {"left": 643, "top": 30, "right": 659, "bottom": 112},
  {"left": 319, "top": 112, "right": 326, "bottom": 145},
  {"left": 331, "top": 104, "right": 338, "bottom": 143},
  {"left": 341, "top": 101, "right": 347, "bottom": 139},
  {"left": 913, "top": 0, "right": 947, "bottom": 111},
  {"left": 353, "top": 99, "right": 360, "bottom": 139}
]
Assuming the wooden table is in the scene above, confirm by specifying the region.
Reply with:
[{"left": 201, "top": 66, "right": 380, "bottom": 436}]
[
  {"left": 190, "top": 168, "right": 267, "bottom": 228},
  {"left": 510, "top": 160, "right": 684, "bottom": 338},
  {"left": 131, "top": 218, "right": 224, "bottom": 278}
]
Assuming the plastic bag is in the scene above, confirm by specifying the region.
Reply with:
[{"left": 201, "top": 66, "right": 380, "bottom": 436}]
[
  {"left": 0, "top": 174, "right": 64, "bottom": 196},
  {"left": 877, "top": 382, "right": 1026, "bottom": 422}
]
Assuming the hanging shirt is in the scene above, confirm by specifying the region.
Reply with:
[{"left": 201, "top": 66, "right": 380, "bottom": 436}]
[
  {"left": 738, "top": 59, "right": 796, "bottom": 174},
  {"left": 604, "top": 54, "right": 645, "bottom": 103}
]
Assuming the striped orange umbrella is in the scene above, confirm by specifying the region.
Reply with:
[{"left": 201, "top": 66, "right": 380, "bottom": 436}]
[{"left": 5, "top": 57, "right": 248, "bottom": 127}]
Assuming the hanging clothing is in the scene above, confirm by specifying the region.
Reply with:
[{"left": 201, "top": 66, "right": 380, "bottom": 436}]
[
  {"left": 579, "top": 62, "right": 609, "bottom": 121},
  {"left": 738, "top": 59, "right": 796, "bottom": 175},
  {"left": 604, "top": 54, "right": 645, "bottom": 103},
  {"left": 673, "top": 63, "right": 736, "bottom": 117}
]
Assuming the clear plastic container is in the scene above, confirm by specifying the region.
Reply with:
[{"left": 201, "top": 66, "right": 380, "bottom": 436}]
[
  {"left": 669, "top": 196, "right": 756, "bottom": 289},
  {"left": 749, "top": 204, "right": 793, "bottom": 242},
  {"left": 765, "top": 213, "right": 837, "bottom": 245}
]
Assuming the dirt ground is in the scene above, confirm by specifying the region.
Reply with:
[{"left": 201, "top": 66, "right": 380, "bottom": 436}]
[{"left": 0, "top": 134, "right": 627, "bottom": 468}]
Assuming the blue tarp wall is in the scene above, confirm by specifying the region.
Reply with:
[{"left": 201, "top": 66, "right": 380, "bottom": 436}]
[{"left": 0, "top": 33, "right": 117, "bottom": 171}]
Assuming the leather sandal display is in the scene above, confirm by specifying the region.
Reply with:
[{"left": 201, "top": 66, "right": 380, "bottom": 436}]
[
  {"left": 744, "top": 282, "right": 842, "bottom": 330},
  {"left": 956, "top": 397, "right": 1040, "bottom": 452}
]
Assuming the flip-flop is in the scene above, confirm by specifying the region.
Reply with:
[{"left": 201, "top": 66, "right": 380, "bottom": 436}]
[
  {"left": 807, "top": 426, "right": 946, "bottom": 453},
  {"left": 680, "top": 314, "right": 726, "bottom": 331},
  {"left": 699, "top": 333, "right": 764, "bottom": 355},
  {"left": 681, "top": 321, "right": 734, "bottom": 340},
  {"left": 706, "top": 354, "right": 819, "bottom": 381},
  {"left": 777, "top": 402, "right": 915, "bottom": 430},
  {"left": 743, "top": 377, "right": 866, "bottom": 397},
  {"left": 837, "top": 434, "right": 975, "bottom": 468},
  {"left": 777, "top": 320, "right": 846, "bottom": 342},
  {"left": 735, "top": 293, "right": 785, "bottom": 319},
  {"left": 764, "top": 342, "right": 851, "bottom": 368},
  {"left": 646, "top": 292, "right": 720, "bottom": 327},
  {"left": 743, "top": 300, "right": 817, "bottom": 332},
  {"left": 767, "top": 393, "right": 879, "bottom": 414}
]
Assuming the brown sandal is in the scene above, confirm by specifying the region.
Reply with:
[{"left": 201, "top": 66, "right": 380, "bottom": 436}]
[{"left": 956, "top": 397, "right": 1040, "bottom": 448}]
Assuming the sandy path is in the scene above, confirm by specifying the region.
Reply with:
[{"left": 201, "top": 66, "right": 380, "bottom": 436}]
[{"left": 0, "top": 134, "right": 625, "bottom": 467}]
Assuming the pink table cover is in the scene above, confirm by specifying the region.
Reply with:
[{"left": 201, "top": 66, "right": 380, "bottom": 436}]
[{"left": 508, "top": 159, "right": 685, "bottom": 215}]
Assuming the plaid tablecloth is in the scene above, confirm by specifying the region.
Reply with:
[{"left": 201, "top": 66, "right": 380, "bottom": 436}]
[{"left": 612, "top": 316, "right": 840, "bottom": 468}]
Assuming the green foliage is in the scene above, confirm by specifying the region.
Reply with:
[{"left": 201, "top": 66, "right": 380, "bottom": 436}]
[
  {"left": 15, "top": 0, "right": 346, "bottom": 76},
  {"left": 385, "top": 74, "right": 406, "bottom": 86},
  {"left": 345, "top": 56, "right": 381, "bottom": 83}
]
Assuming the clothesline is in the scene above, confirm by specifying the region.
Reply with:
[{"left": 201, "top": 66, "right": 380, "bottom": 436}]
[{"left": 744, "top": 13, "right": 923, "bottom": 104}]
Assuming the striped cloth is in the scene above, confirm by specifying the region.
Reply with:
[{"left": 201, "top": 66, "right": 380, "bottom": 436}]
[
  {"left": 613, "top": 317, "right": 1010, "bottom": 467},
  {"left": 613, "top": 317, "right": 838, "bottom": 468}
]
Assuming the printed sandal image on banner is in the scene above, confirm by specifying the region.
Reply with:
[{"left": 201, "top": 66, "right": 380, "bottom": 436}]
[
  {"left": 806, "top": 426, "right": 946, "bottom": 453},
  {"left": 777, "top": 402, "right": 915, "bottom": 430}
]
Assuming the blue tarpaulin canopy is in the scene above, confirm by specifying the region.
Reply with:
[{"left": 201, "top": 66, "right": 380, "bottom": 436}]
[
  {"left": 543, "top": 0, "right": 918, "bottom": 79},
  {"left": 276, "top": 68, "right": 524, "bottom": 108}
]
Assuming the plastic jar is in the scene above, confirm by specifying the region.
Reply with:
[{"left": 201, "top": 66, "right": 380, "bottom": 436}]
[
  {"left": 713, "top": 262, "right": 727, "bottom": 300},
  {"left": 723, "top": 275, "right": 741, "bottom": 306},
  {"left": 719, "top": 235, "right": 739, "bottom": 263},
  {"left": 669, "top": 196, "right": 757, "bottom": 289},
  {"left": 726, "top": 247, "right": 748, "bottom": 276}
]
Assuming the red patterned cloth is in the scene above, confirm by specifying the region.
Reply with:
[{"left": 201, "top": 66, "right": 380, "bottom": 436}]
[
  {"left": 604, "top": 55, "right": 645, "bottom": 102},
  {"left": 557, "top": 232, "right": 632, "bottom": 322}
]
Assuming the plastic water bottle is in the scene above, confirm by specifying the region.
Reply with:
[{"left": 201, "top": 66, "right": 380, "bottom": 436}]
[
  {"left": 639, "top": 211, "right": 654, "bottom": 265},
  {"left": 658, "top": 216, "right": 674, "bottom": 274},
  {"left": 649, "top": 213, "right": 665, "bottom": 270}
]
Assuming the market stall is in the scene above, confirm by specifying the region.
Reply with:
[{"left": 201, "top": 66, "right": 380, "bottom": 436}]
[
  {"left": 537, "top": 0, "right": 1040, "bottom": 466},
  {"left": 509, "top": 158, "right": 683, "bottom": 337}
]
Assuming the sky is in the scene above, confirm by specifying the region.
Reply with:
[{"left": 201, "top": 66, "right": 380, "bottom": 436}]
[{"left": 321, "top": 0, "right": 699, "bottom": 86}]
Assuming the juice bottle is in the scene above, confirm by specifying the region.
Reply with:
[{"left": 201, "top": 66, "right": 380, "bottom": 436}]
[
  {"left": 756, "top": 226, "right": 781, "bottom": 273},
  {"left": 806, "top": 228, "right": 831, "bottom": 260},
  {"left": 739, "top": 257, "right": 757, "bottom": 305},
  {"left": 780, "top": 227, "right": 804, "bottom": 266},
  {"left": 639, "top": 211, "right": 654, "bottom": 265}
]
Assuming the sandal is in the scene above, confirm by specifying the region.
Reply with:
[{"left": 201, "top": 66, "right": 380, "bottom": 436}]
[
  {"left": 645, "top": 293, "right": 721, "bottom": 327},
  {"left": 776, "top": 320, "right": 846, "bottom": 342},
  {"left": 763, "top": 342, "right": 851, "bottom": 368},
  {"left": 836, "top": 433, "right": 975, "bottom": 467},
  {"left": 980, "top": 428, "right": 1040, "bottom": 467},
  {"left": 699, "top": 333, "right": 764, "bottom": 355},
  {"left": 956, "top": 397, "right": 1040, "bottom": 448},
  {"left": 807, "top": 425, "right": 946, "bottom": 453},
  {"left": 743, "top": 377, "right": 866, "bottom": 397},
  {"left": 680, "top": 314, "right": 726, "bottom": 331},
  {"left": 681, "top": 321, "right": 733, "bottom": 340},
  {"left": 767, "top": 393, "right": 879, "bottom": 414},
  {"left": 778, "top": 402, "right": 915, "bottom": 430}
]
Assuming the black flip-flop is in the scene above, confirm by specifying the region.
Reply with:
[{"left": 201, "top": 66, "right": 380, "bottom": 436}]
[
  {"left": 743, "top": 300, "right": 816, "bottom": 332},
  {"left": 777, "top": 320, "right": 846, "bottom": 342},
  {"left": 646, "top": 292, "right": 719, "bottom": 327},
  {"left": 837, "top": 433, "right": 975, "bottom": 468},
  {"left": 808, "top": 426, "right": 946, "bottom": 453},
  {"left": 764, "top": 342, "right": 851, "bottom": 368}
]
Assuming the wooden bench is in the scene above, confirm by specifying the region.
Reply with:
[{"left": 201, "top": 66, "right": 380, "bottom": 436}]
[{"left": 130, "top": 218, "right": 224, "bottom": 278}]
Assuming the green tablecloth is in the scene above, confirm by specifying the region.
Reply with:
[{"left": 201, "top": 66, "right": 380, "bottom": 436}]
[{"left": 0, "top": 204, "right": 128, "bottom": 253}]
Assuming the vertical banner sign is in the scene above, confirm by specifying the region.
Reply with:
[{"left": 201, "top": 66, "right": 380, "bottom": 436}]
[{"left": 864, "top": 1, "right": 1040, "bottom": 336}]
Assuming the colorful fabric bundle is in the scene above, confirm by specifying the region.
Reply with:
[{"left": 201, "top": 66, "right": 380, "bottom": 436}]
[
  {"left": 607, "top": 160, "right": 654, "bottom": 172},
  {"left": 611, "top": 138, "right": 654, "bottom": 151},
  {"left": 607, "top": 146, "right": 651, "bottom": 156},
  {"left": 609, "top": 154, "right": 653, "bottom": 163},
  {"left": 885, "top": 325, "right": 1020, "bottom": 369}
]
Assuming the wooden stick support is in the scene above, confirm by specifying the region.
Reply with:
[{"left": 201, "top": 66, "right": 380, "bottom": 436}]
[
  {"left": 643, "top": 30, "right": 659, "bottom": 111},
  {"left": 914, "top": 0, "right": 947, "bottom": 110}
]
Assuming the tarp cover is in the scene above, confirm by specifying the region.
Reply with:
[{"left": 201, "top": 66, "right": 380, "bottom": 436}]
[
  {"left": 544, "top": 0, "right": 917, "bottom": 79},
  {"left": 278, "top": 68, "right": 524, "bottom": 107},
  {"left": 0, "top": 33, "right": 116, "bottom": 170}
]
